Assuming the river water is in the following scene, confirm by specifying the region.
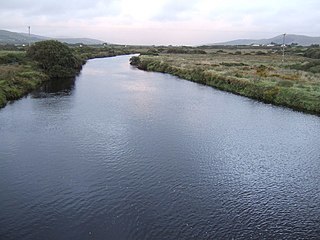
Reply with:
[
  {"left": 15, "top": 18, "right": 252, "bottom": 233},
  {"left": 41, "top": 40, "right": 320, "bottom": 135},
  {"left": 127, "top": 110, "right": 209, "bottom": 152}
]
[{"left": 0, "top": 55, "right": 320, "bottom": 240}]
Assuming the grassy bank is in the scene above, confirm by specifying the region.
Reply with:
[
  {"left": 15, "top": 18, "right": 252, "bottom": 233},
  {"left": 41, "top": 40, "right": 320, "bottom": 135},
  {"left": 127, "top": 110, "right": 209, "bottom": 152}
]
[
  {"left": 73, "top": 44, "right": 140, "bottom": 60},
  {"left": 130, "top": 50, "right": 320, "bottom": 115},
  {"left": 0, "top": 43, "right": 141, "bottom": 108},
  {"left": 0, "top": 51, "right": 47, "bottom": 108}
]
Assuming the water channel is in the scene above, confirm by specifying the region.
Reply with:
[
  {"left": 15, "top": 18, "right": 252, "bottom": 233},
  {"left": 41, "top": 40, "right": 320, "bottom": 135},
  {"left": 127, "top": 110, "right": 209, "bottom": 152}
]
[{"left": 0, "top": 55, "right": 319, "bottom": 239}]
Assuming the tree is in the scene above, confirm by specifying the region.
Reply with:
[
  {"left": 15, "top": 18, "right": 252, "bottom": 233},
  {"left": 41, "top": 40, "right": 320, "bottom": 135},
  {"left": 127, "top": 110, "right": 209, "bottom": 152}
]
[{"left": 27, "top": 40, "right": 83, "bottom": 78}]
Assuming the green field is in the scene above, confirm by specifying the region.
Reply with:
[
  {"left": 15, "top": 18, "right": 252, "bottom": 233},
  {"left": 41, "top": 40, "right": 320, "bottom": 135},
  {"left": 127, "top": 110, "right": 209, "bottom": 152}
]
[{"left": 131, "top": 47, "right": 320, "bottom": 115}]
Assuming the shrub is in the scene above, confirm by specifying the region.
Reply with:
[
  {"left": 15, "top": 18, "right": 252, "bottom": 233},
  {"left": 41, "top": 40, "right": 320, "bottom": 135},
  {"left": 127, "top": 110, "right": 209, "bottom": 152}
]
[
  {"left": 129, "top": 56, "right": 141, "bottom": 66},
  {"left": 27, "top": 40, "right": 82, "bottom": 78},
  {"left": 167, "top": 48, "right": 188, "bottom": 54},
  {"left": 256, "top": 51, "right": 267, "bottom": 55},
  {"left": 221, "top": 62, "right": 248, "bottom": 67},
  {"left": 142, "top": 49, "right": 159, "bottom": 56},
  {"left": 289, "top": 60, "right": 320, "bottom": 73},
  {"left": 256, "top": 65, "right": 268, "bottom": 77},
  {"left": 304, "top": 48, "right": 320, "bottom": 59},
  {"left": 0, "top": 52, "right": 26, "bottom": 64},
  {"left": 190, "top": 49, "right": 207, "bottom": 54}
]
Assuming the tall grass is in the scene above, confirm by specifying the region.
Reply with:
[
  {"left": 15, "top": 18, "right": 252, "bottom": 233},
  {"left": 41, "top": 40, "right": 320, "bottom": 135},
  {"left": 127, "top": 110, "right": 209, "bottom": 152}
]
[
  {"left": 0, "top": 63, "right": 47, "bottom": 107},
  {"left": 0, "top": 46, "right": 139, "bottom": 108},
  {"left": 131, "top": 53, "right": 320, "bottom": 115}
]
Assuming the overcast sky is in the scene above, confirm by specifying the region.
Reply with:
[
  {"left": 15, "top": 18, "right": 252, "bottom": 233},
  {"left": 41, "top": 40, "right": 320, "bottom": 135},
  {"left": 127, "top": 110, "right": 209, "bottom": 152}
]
[{"left": 1, "top": 0, "right": 319, "bottom": 45}]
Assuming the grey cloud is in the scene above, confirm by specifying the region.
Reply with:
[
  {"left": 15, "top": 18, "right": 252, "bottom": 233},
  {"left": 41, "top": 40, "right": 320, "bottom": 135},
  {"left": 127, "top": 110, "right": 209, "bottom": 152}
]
[
  {"left": 0, "top": 0, "right": 121, "bottom": 19},
  {"left": 152, "top": 0, "right": 199, "bottom": 21},
  {"left": 0, "top": 0, "right": 35, "bottom": 9},
  {"left": 1, "top": 0, "right": 319, "bottom": 45},
  {"left": 204, "top": 0, "right": 320, "bottom": 36}
]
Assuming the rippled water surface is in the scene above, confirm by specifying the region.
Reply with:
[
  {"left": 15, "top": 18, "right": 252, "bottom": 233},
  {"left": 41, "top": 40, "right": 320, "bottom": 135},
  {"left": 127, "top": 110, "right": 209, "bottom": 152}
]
[{"left": 1, "top": 55, "right": 320, "bottom": 240}]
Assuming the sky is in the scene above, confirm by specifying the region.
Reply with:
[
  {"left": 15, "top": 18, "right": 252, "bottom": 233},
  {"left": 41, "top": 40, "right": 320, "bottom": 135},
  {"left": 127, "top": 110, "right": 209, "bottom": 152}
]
[{"left": 1, "top": 0, "right": 319, "bottom": 45}]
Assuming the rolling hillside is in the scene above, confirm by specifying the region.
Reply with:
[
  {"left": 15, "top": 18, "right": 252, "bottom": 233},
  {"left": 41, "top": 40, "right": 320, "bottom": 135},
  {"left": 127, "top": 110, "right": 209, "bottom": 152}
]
[
  {"left": 214, "top": 34, "right": 320, "bottom": 46},
  {"left": 0, "top": 29, "right": 105, "bottom": 45}
]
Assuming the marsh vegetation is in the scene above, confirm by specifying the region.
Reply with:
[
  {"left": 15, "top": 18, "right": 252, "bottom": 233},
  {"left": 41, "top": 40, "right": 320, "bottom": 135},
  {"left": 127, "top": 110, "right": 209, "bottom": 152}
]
[
  {"left": 1, "top": 42, "right": 320, "bottom": 114},
  {"left": 0, "top": 42, "right": 141, "bottom": 108},
  {"left": 0, "top": 50, "right": 46, "bottom": 107},
  {"left": 131, "top": 45, "right": 320, "bottom": 114}
]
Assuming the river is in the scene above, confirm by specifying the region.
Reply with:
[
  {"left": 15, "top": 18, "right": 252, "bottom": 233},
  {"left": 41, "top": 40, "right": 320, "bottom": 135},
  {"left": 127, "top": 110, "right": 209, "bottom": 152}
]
[{"left": 0, "top": 55, "right": 319, "bottom": 239}]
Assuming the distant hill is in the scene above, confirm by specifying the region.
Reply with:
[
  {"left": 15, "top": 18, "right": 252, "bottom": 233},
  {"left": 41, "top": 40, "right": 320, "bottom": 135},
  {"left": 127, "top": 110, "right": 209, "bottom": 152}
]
[
  {"left": 0, "top": 30, "right": 48, "bottom": 44},
  {"left": 0, "top": 29, "right": 105, "bottom": 45},
  {"left": 214, "top": 34, "right": 320, "bottom": 46},
  {"left": 56, "top": 38, "right": 105, "bottom": 45}
]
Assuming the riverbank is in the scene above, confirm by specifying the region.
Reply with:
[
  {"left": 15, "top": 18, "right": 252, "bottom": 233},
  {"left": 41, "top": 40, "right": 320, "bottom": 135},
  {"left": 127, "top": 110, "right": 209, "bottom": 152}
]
[
  {"left": 0, "top": 51, "right": 47, "bottom": 108},
  {"left": 2, "top": 51, "right": 319, "bottom": 240},
  {"left": 0, "top": 44, "right": 139, "bottom": 108},
  {"left": 130, "top": 52, "right": 320, "bottom": 115}
]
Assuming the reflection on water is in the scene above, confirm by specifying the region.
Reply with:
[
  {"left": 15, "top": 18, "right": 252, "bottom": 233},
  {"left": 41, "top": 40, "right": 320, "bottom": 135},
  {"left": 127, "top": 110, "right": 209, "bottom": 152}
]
[
  {"left": 0, "top": 55, "right": 319, "bottom": 240},
  {"left": 31, "top": 77, "right": 76, "bottom": 98}
]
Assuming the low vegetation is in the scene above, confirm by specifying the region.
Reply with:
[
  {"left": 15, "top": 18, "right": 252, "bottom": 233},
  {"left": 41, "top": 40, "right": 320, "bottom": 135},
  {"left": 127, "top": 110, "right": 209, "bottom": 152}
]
[
  {"left": 303, "top": 45, "right": 320, "bottom": 59},
  {"left": 130, "top": 47, "right": 320, "bottom": 115},
  {"left": 0, "top": 41, "right": 139, "bottom": 108},
  {"left": 1, "top": 42, "right": 320, "bottom": 115},
  {"left": 0, "top": 41, "right": 83, "bottom": 107},
  {"left": 0, "top": 56, "right": 47, "bottom": 108},
  {"left": 73, "top": 44, "right": 138, "bottom": 60}
]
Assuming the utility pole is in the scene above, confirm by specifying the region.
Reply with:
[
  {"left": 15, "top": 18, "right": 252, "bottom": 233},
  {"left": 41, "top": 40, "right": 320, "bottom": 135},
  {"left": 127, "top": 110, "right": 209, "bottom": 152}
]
[
  {"left": 282, "top": 33, "right": 286, "bottom": 63},
  {"left": 28, "top": 26, "right": 31, "bottom": 47}
]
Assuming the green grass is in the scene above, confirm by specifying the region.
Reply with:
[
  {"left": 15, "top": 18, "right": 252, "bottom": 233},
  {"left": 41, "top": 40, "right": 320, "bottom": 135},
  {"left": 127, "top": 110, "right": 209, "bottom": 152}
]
[
  {"left": 0, "top": 51, "right": 27, "bottom": 65},
  {"left": 0, "top": 63, "right": 47, "bottom": 107},
  {"left": 72, "top": 45, "right": 140, "bottom": 61},
  {"left": 0, "top": 45, "right": 139, "bottom": 108},
  {"left": 131, "top": 51, "right": 320, "bottom": 115},
  {"left": 3, "top": 45, "right": 319, "bottom": 114}
]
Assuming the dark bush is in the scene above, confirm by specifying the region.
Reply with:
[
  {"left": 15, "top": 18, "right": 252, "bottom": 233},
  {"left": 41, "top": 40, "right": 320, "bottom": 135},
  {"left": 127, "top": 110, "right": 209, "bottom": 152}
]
[
  {"left": 142, "top": 49, "right": 159, "bottom": 56},
  {"left": 289, "top": 60, "right": 320, "bottom": 73},
  {"left": 0, "top": 53, "right": 26, "bottom": 64},
  {"left": 27, "top": 40, "right": 82, "bottom": 78},
  {"left": 129, "top": 56, "right": 141, "bottom": 66},
  {"left": 256, "top": 65, "right": 268, "bottom": 77},
  {"left": 167, "top": 48, "right": 188, "bottom": 54},
  {"left": 0, "top": 44, "right": 19, "bottom": 51},
  {"left": 190, "top": 49, "right": 207, "bottom": 54},
  {"left": 304, "top": 48, "right": 320, "bottom": 59},
  {"left": 221, "top": 62, "right": 248, "bottom": 67},
  {"left": 256, "top": 51, "right": 267, "bottom": 55}
]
